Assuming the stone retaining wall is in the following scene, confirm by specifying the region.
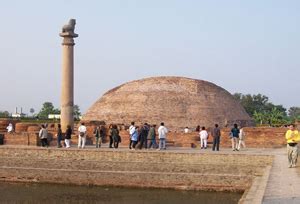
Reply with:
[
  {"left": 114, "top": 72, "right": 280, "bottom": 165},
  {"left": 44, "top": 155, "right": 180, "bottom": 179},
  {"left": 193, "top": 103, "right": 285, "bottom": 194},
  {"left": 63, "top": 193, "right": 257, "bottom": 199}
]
[{"left": 0, "top": 147, "right": 272, "bottom": 193}]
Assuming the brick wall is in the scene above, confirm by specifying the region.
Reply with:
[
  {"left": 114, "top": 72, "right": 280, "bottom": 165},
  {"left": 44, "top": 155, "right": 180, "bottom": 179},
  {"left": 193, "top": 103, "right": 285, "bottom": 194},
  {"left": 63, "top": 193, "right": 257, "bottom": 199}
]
[
  {"left": 2, "top": 125, "right": 287, "bottom": 148},
  {"left": 219, "top": 127, "right": 286, "bottom": 148},
  {"left": 83, "top": 126, "right": 287, "bottom": 148}
]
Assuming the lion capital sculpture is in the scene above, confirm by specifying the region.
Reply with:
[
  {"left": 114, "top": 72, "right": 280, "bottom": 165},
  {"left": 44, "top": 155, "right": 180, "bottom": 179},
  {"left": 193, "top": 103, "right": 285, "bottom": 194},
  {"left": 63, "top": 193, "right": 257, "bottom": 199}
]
[{"left": 60, "top": 19, "right": 78, "bottom": 37}]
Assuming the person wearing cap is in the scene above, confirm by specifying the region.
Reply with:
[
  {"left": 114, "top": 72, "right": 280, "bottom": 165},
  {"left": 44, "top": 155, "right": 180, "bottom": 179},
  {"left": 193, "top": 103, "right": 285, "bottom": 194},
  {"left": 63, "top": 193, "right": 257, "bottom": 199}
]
[{"left": 285, "top": 124, "right": 300, "bottom": 168}]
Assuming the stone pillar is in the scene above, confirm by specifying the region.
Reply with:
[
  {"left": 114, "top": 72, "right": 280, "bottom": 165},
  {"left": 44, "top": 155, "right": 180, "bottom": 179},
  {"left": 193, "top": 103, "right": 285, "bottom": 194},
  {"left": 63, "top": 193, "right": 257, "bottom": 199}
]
[{"left": 59, "top": 19, "right": 78, "bottom": 132}]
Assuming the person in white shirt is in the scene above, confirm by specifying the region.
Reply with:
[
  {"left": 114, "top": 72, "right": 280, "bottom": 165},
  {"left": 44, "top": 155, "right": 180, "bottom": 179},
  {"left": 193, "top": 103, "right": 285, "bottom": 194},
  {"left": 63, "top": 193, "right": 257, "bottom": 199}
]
[
  {"left": 158, "top": 122, "right": 168, "bottom": 150},
  {"left": 78, "top": 123, "right": 87, "bottom": 148},
  {"left": 184, "top": 127, "right": 189, "bottom": 133},
  {"left": 199, "top": 126, "right": 208, "bottom": 149},
  {"left": 129, "top": 121, "right": 136, "bottom": 149},
  {"left": 237, "top": 127, "right": 246, "bottom": 150},
  {"left": 39, "top": 124, "right": 48, "bottom": 147},
  {"left": 6, "top": 123, "right": 13, "bottom": 133}
]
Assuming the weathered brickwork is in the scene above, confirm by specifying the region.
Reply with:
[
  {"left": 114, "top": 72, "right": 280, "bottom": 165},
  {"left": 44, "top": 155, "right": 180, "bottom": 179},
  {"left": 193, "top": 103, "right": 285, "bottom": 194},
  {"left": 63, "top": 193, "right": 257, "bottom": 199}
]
[
  {"left": 3, "top": 125, "right": 287, "bottom": 148},
  {"left": 219, "top": 127, "right": 286, "bottom": 148},
  {"left": 82, "top": 77, "right": 254, "bottom": 130},
  {"left": 0, "top": 119, "right": 19, "bottom": 134},
  {"left": 0, "top": 147, "right": 272, "bottom": 192}
]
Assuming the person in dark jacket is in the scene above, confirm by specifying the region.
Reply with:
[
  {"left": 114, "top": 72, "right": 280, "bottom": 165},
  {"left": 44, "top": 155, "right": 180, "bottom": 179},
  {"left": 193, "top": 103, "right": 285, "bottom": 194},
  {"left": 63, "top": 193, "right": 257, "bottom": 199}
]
[
  {"left": 110, "top": 125, "right": 120, "bottom": 148},
  {"left": 212, "top": 124, "right": 221, "bottom": 151},
  {"left": 139, "top": 123, "right": 149, "bottom": 149},
  {"left": 94, "top": 126, "right": 101, "bottom": 148},
  {"left": 108, "top": 124, "right": 113, "bottom": 148},
  {"left": 148, "top": 124, "right": 157, "bottom": 149},
  {"left": 64, "top": 125, "right": 72, "bottom": 148},
  {"left": 231, "top": 123, "right": 240, "bottom": 151},
  {"left": 57, "top": 124, "right": 63, "bottom": 148},
  {"left": 94, "top": 125, "right": 105, "bottom": 148},
  {"left": 100, "top": 125, "right": 106, "bottom": 147}
]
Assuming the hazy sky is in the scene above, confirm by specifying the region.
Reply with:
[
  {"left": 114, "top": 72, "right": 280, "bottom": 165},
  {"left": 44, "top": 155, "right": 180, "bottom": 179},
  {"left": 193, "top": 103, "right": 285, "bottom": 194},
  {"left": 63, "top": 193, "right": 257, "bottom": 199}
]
[{"left": 0, "top": 0, "right": 299, "bottom": 114}]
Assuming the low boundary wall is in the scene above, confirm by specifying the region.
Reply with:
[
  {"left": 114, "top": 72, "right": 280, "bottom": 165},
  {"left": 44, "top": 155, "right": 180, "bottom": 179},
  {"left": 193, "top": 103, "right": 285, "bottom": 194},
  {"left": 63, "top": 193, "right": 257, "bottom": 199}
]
[{"left": 2, "top": 127, "right": 287, "bottom": 148}]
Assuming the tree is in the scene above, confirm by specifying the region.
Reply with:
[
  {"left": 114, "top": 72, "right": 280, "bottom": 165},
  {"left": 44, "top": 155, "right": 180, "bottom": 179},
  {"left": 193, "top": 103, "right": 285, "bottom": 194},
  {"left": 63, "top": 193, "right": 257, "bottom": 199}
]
[
  {"left": 265, "top": 103, "right": 287, "bottom": 116},
  {"left": 288, "top": 107, "right": 300, "bottom": 120},
  {"left": 233, "top": 93, "right": 287, "bottom": 116},
  {"left": 38, "top": 102, "right": 60, "bottom": 119},
  {"left": 253, "top": 111, "right": 265, "bottom": 125},
  {"left": 74, "top": 104, "right": 81, "bottom": 119},
  {"left": 0, "top": 111, "right": 9, "bottom": 118},
  {"left": 266, "top": 107, "right": 286, "bottom": 125},
  {"left": 233, "top": 93, "right": 288, "bottom": 125},
  {"left": 233, "top": 93, "right": 270, "bottom": 116}
]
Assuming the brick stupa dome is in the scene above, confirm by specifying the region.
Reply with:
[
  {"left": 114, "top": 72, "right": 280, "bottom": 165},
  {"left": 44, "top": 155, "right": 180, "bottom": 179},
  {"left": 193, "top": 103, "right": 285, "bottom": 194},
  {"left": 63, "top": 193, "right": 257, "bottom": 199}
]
[{"left": 83, "top": 76, "right": 253, "bottom": 129}]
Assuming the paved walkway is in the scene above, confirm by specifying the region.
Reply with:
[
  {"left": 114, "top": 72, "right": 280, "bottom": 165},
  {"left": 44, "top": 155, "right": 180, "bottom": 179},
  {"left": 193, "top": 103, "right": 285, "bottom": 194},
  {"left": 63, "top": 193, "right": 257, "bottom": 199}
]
[{"left": 263, "top": 148, "right": 300, "bottom": 204}]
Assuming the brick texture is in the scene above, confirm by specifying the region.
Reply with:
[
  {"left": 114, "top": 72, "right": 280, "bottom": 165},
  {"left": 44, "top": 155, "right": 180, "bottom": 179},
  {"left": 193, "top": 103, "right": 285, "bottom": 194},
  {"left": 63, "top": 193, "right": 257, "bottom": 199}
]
[
  {"left": 0, "top": 147, "right": 272, "bottom": 192},
  {"left": 3, "top": 124, "right": 287, "bottom": 148},
  {"left": 82, "top": 77, "right": 254, "bottom": 130}
]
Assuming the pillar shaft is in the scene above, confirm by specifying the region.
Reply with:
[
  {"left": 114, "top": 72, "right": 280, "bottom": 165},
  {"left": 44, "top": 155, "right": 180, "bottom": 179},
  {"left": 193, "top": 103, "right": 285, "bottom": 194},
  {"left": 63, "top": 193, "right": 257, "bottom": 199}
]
[{"left": 61, "top": 40, "right": 74, "bottom": 132}]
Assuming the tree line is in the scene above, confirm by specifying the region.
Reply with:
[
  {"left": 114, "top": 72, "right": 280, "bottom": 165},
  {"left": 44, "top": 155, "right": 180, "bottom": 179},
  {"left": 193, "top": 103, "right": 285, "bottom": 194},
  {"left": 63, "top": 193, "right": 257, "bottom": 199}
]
[
  {"left": 233, "top": 93, "right": 300, "bottom": 125},
  {"left": 0, "top": 102, "right": 81, "bottom": 120},
  {"left": 37, "top": 102, "right": 81, "bottom": 119}
]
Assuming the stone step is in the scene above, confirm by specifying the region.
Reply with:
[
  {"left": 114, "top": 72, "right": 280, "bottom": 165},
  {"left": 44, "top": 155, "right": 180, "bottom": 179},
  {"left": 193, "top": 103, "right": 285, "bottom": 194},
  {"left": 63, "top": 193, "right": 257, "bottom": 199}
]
[
  {"left": 0, "top": 147, "right": 273, "bottom": 166},
  {"left": 0, "top": 147, "right": 272, "bottom": 192},
  {"left": 0, "top": 166, "right": 252, "bottom": 192},
  {"left": 0, "top": 157, "right": 264, "bottom": 176}
]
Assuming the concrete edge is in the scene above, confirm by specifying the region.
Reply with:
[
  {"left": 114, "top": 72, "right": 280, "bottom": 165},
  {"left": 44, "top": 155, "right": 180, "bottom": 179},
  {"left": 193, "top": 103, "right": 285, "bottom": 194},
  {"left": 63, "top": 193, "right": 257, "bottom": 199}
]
[{"left": 238, "top": 159, "right": 273, "bottom": 204}]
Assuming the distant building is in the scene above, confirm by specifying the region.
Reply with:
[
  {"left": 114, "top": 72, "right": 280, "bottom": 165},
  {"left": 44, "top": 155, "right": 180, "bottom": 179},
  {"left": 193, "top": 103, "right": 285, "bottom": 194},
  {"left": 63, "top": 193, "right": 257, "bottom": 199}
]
[
  {"left": 48, "top": 114, "right": 61, "bottom": 119},
  {"left": 12, "top": 113, "right": 26, "bottom": 118},
  {"left": 12, "top": 107, "right": 26, "bottom": 118}
]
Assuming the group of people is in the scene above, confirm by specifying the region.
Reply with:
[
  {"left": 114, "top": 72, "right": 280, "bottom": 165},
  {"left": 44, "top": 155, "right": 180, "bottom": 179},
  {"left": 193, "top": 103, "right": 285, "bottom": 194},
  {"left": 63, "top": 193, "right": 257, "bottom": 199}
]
[
  {"left": 37, "top": 122, "right": 121, "bottom": 149},
  {"left": 38, "top": 121, "right": 169, "bottom": 150},
  {"left": 79, "top": 123, "right": 108, "bottom": 149},
  {"left": 78, "top": 122, "right": 168, "bottom": 150},
  {"left": 39, "top": 122, "right": 107, "bottom": 149},
  {"left": 128, "top": 122, "right": 168, "bottom": 151},
  {"left": 108, "top": 124, "right": 120, "bottom": 148},
  {"left": 37, "top": 121, "right": 248, "bottom": 152},
  {"left": 230, "top": 123, "right": 246, "bottom": 151},
  {"left": 33, "top": 120, "right": 300, "bottom": 169},
  {"left": 39, "top": 123, "right": 72, "bottom": 148},
  {"left": 198, "top": 123, "right": 246, "bottom": 151}
]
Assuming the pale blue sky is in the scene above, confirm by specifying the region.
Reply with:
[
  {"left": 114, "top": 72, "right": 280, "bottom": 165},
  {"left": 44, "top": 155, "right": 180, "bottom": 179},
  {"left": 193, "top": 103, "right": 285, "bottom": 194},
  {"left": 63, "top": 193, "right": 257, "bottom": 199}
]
[{"left": 0, "top": 0, "right": 299, "bottom": 114}]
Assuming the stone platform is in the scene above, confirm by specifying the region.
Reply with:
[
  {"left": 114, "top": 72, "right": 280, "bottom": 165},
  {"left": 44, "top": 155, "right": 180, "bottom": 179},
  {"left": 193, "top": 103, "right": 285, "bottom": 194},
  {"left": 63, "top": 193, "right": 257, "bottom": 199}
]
[{"left": 0, "top": 146, "right": 298, "bottom": 204}]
